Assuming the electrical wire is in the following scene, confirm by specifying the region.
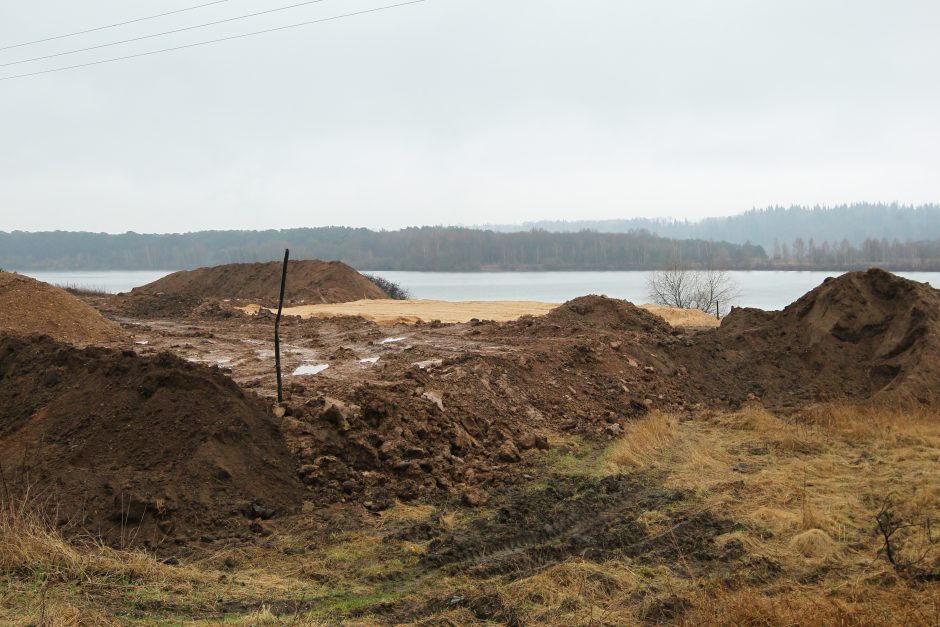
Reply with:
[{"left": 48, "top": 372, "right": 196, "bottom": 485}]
[
  {"left": 1, "top": 0, "right": 335, "bottom": 68},
  {"left": 0, "top": 1, "right": 427, "bottom": 82},
  {"left": 0, "top": 0, "right": 231, "bottom": 52}
]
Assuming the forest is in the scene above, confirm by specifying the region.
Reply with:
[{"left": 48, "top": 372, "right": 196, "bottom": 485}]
[
  {"left": 488, "top": 203, "right": 940, "bottom": 249},
  {"left": 3, "top": 223, "right": 940, "bottom": 271},
  {"left": 0, "top": 228, "right": 764, "bottom": 271}
]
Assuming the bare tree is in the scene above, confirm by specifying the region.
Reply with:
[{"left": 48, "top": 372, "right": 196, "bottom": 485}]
[
  {"left": 646, "top": 266, "right": 740, "bottom": 315},
  {"left": 694, "top": 268, "right": 741, "bottom": 315}
]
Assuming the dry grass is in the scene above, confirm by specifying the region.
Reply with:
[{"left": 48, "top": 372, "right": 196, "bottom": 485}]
[
  {"left": 597, "top": 403, "right": 940, "bottom": 625},
  {"left": 606, "top": 412, "right": 682, "bottom": 467},
  {"left": 4, "top": 404, "right": 940, "bottom": 624}
]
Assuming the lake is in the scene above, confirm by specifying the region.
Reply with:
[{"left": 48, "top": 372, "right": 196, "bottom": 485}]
[{"left": 15, "top": 269, "right": 940, "bottom": 312}]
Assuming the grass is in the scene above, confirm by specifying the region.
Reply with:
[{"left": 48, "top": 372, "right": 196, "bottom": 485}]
[{"left": 3, "top": 404, "right": 940, "bottom": 624}]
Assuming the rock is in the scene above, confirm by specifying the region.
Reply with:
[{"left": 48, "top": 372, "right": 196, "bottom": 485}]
[
  {"left": 534, "top": 435, "right": 551, "bottom": 450},
  {"left": 609, "top": 341, "right": 623, "bottom": 350},
  {"left": 461, "top": 487, "right": 491, "bottom": 507},
  {"left": 496, "top": 440, "right": 521, "bottom": 463},
  {"left": 516, "top": 432, "right": 538, "bottom": 450},
  {"left": 320, "top": 397, "right": 354, "bottom": 430},
  {"left": 422, "top": 390, "right": 445, "bottom": 411},
  {"left": 604, "top": 423, "right": 625, "bottom": 438}
]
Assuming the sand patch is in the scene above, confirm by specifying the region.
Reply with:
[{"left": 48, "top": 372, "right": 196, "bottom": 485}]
[{"left": 244, "top": 298, "right": 712, "bottom": 327}]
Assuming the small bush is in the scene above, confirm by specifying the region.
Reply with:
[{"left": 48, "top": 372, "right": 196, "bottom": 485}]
[{"left": 365, "top": 274, "right": 410, "bottom": 300}]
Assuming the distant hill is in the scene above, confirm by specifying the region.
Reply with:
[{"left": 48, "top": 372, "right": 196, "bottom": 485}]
[{"left": 482, "top": 204, "right": 940, "bottom": 248}]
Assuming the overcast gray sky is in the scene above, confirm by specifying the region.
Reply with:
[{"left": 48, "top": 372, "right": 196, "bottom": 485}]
[{"left": 1, "top": 0, "right": 938, "bottom": 233}]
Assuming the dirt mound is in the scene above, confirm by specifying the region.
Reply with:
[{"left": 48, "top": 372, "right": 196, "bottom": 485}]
[
  {"left": 131, "top": 260, "right": 388, "bottom": 306},
  {"left": 544, "top": 296, "right": 673, "bottom": 333},
  {"left": 279, "top": 314, "right": 695, "bottom": 509},
  {"left": 680, "top": 269, "right": 940, "bottom": 407},
  {"left": 0, "top": 272, "right": 125, "bottom": 345},
  {"left": 0, "top": 334, "right": 304, "bottom": 548}
]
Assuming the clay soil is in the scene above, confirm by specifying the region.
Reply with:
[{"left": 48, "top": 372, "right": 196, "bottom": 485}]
[
  {"left": 108, "top": 259, "right": 388, "bottom": 317},
  {"left": 0, "top": 334, "right": 304, "bottom": 548},
  {"left": 0, "top": 272, "right": 125, "bottom": 345},
  {"left": 23, "top": 268, "right": 929, "bottom": 524}
]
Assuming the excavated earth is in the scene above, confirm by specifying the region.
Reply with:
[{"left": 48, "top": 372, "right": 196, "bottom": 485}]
[
  {"left": 0, "top": 334, "right": 304, "bottom": 548},
  {"left": 1, "top": 268, "right": 938, "bottom": 550},
  {"left": 110, "top": 259, "right": 389, "bottom": 317},
  {"left": 674, "top": 268, "right": 940, "bottom": 408},
  {"left": 0, "top": 272, "right": 126, "bottom": 346}
]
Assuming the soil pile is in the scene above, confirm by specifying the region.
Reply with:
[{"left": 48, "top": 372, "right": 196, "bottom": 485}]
[
  {"left": 279, "top": 297, "right": 697, "bottom": 509},
  {"left": 679, "top": 269, "right": 940, "bottom": 407},
  {"left": 0, "top": 272, "right": 125, "bottom": 346},
  {"left": 542, "top": 295, "right": 674, "bottom": 334},
  {"left": 131, "top": 260, "right": 388, "bottom": 306},
  {"left": 0, "top": 334, "right": 304, "bottom": 547}
]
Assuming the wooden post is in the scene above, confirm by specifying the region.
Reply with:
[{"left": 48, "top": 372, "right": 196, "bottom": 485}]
[
  {"left": 275, "top": 249, "right": 290, "bottom": 403},
  {"left": 716, "top": 299, "right": 720, "bottom": 320}
]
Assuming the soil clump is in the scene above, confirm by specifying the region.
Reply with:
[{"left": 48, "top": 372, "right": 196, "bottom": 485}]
[
  {"left": 0, "top": 334, "right": 304, "bottom": 548},
  {"left": 0, "top": 272, "right": 126, "bottom": 346}
]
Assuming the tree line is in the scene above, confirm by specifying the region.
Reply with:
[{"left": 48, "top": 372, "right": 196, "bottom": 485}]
[
  {"left": 3, "top": 227, "right": 940, "bottom": 271},
  {"left": 0, "top": 227, "right": 765, "bottom": 271},
  {"left": 485, "top": 203, "right": 940, "bottom": 249}
]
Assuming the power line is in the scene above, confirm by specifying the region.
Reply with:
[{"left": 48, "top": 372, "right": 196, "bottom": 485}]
[
  {"left": 0, "top": 1, "right": 427, "bottom": 82},
  {"left": 2, "top": 0, "right": 334, "bottom": 68},
  {"left": 0, "top": 1, "right": 231, "bottom": 52}
]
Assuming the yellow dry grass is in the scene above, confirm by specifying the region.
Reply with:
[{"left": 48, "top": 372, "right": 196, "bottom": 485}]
[
  {"left": 4, "top": 404, "right": 939, "bottom": 625},
  {"left": 243, "top": 299, "right": 716, "bottom": 327},
  {"left": 600, "top": 403, "right": 940, "bottom": 625}
]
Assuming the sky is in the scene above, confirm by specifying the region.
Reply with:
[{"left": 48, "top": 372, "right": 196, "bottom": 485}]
[{"left": 1, "top": 0, "right": 939, "bottom": 233}]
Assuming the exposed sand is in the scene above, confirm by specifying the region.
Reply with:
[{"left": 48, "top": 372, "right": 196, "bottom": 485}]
[
  {"left": 640, "top": 304, "right": 720, "bottom": 328},
  {"left": 243, "top": 299, "right": 721, "bottom": 327}
]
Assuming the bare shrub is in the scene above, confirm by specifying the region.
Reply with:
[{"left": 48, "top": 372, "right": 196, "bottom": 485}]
[
  {"left": 645, "top": 266, "right": 740, "bottom": 315},
  {"left": 364, "top": 274, "right": 410, "bottom": 300},
  {"left": 876, "top": 500, "right": 940, "bottom": 581}
]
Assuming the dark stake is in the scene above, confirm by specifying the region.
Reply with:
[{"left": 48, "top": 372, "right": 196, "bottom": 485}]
[
  {"left": 716, "top": 299, "right": 720, "bottom": 320},
  {"left": 275, "top": 248, "right": 289, "bottom": 403}
]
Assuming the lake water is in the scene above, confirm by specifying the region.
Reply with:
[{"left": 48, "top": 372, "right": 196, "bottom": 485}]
[{"left": 15, "top": 269, "right": 940, "bottom": 312}]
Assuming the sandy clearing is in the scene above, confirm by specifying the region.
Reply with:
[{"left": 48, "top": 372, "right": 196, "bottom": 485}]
[{"left": 242, "top": 299, "right": 720, "bottom": 327}]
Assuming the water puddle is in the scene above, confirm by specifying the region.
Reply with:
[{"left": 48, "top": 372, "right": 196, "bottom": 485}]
[
  {"left": 293, "top": 363, "right": 330, "bottom": 376},
  {"left": 381, "top": 336, "right": 407, "bottom": 344}
]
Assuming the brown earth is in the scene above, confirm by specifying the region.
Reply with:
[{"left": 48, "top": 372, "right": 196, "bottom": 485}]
[
  {"left": 122, "top": 260, "right": 387, "bottom": 313},
  {"left": 0, "top": 272, "right": 125, "bottom": 346},
  {"left": 6, "top": 267, "right": 938, "bottom": 541},
  {"left": 676, "top": 268, "right": 940, "bottom": 408},
  {"left": 0, "top": 334, "right": 304, "bottom": 548},
  {"left": 275, "top": 295, "right": 697, "bottom": 508}
]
